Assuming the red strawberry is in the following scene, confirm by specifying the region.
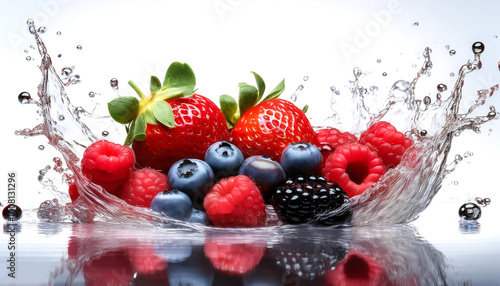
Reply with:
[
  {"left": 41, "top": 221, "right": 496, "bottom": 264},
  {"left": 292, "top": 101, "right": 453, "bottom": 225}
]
[
  {"left": 230, "top": 98, "right": 318, "bottom": 162},
  {"left": 108, "top": 62, "right": 229, "bottom": 174},
  {"left": 127, "top": 245, "right": 167, "bottom": 274},
  {"left": 117, "top": 168, "right": 168, "bottom": 207},
  {"left": 315, "top": 127, "right": 358, "bottom": 168},
  {"left": 324, "top": 250, "right": 388, "bottom": 286},
  {"left": 322, "top": 143, "right": 386, "bottom": 198},
  {"left": 80, "top": 140, "right": 135, "bottom": 195},
  {"left": 204, "top": 240, "right": 266, "bottom": 275},
  {"left": 359, "top": 121, "right": 413, "bottom": 169},
  {"left": 204, "top": 175, "right": 267, "bottom": 227}
]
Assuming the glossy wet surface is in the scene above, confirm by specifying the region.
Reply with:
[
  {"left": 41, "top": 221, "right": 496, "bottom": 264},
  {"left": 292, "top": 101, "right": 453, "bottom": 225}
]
[{"left": 2, "top": 220, "right": 499, "bottom": 285}]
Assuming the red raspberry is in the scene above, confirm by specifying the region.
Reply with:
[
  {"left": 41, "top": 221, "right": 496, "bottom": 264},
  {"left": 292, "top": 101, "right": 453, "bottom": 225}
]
[
  {"left": 359, "top": 121, "right": 413, "bottom": 169},
  {"left": 83, "top": 249, "right": 135, "bottom": 286},
  {"left": 117, "top": 168, "right": 169, "bottom": 208},
  {"left": 316, "top": 128, "right": 358, "bottom": 168},
  {"left": 81, "top": 140, "right": 135, "bottom": 195},
  {"left": 204, "top": 175, "right": 267, "bottom": 227},
  {"left": 127, "top": 245, "right": 167, "bottom": 274},
  {"left": 324, "top": 250, "right": 388, "bottom": 286},
  {"left": 322, "top": 143, "right": 386, "bottom": 198},
  {"left": 204, "top": 240, "right": 266, "bottom": 275}
]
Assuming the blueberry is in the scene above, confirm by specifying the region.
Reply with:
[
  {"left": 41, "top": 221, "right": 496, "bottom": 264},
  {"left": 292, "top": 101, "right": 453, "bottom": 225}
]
[
  {"left": 205, "top": 141, "right": 244, "bottom": 180},
  {"left": 188, "top": 208, "right": 212, "bottom": 226},
  {"left": 168, "top": 159, "right": 215, "bottom": 210},
  {"left": 281, "top": 142, "right": 322, "bottom": 177},
  {"left": 238, "top": 155, "right": 286, "bottom": 202},
  {"left": 150, "top": 189, "right": 193, "bottom": 221}
]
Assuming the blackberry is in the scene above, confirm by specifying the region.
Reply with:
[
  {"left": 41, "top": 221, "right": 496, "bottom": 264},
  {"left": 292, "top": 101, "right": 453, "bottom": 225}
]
[{"left": 272, "top": 175, "right": 352, "bottom": 225}]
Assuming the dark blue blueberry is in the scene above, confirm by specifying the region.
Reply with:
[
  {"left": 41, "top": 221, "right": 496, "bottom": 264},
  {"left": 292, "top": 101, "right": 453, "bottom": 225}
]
[
  {"left": 154, "top": 240, "right": 193, "bottom": 263},
  {"left": 150, "top": 189, "right": 193, "bottom": 221},
  {"left": 188, "top": 208, "right": 212, "bottom": 226},
  {"left": 281, "top": 142, "right": 322, "bottom": 177},
  {"left": 239, "top": 155, "right": 286, "bottom": 202},
  {"left": 168, "top": 158, "right": 215, "bottom": 210},
  {"left": 168, "top": 249, "right": 215, "bottom": 286},
  {"left": 205, "top": 141, "right": 244, "bottom": 180}
]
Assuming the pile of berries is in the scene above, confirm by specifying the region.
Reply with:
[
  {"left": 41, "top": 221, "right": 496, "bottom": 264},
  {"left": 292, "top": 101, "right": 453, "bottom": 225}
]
[{"left": 69, "top": 62, "right": 414, "bottom": 228}]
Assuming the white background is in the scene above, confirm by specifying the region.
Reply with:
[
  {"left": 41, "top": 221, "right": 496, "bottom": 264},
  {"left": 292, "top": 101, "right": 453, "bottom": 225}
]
[{"left": 1, "top": 0, "right": 499, "bottom": 236}]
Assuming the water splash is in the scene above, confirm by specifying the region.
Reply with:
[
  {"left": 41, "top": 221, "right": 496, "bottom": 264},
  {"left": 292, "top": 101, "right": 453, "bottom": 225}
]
[{"left": 19, "top": 21, "right": 498, "bottom": 227}]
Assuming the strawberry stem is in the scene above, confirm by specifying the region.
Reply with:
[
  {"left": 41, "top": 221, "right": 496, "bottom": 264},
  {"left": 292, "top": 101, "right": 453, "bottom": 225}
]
[{"left": 128, "top": 80, "right": 147, "bottom": 100}]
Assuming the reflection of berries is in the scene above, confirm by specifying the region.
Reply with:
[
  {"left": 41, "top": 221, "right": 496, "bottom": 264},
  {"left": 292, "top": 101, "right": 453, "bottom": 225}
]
[
  {"left": 322, "top": 144, "right": 386, "bottom": 198},
  {"left": 204, "top": 240, "right": 266, "bottom": 275},
  {"left": 127, "top": 246, "right": 167, "bottom": 275},
  {"left": 359, "top": 121, "right": 413, "bottom": 169},
  {"left": 316, "top": 128, "right": 358, "bottom": 168},
  {"left": 272, "top": 176, "right": 352, "bottom": 225},
  {"left": 325, "top": 250, "right": 388, "bottom": 286},
  {"left": 83, "top": 249, "right": 134, "bottom": 286},
  {"left": 204, "top": 175, "right": 267, "bottom": 227},
  {"left": 117, "top": 168, "right": 168, "bottom": 207},
  {"left": 81, "top": 140, "right": 135, "bottom": 195}
]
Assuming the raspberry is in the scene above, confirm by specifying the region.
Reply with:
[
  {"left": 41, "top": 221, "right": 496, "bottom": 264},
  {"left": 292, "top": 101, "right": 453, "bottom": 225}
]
[
  {"left": 204, "top": 175, "right": 267, "bottom": 227},
  {"left": 315, "top": 128, "right": 358, "bottom": 169},
  {"left": 272, "top": 175, "right": 352, "bottom": 225},
  {"left": 324, "top": 250, "right": 388, "bottom": 286},
  {"left": 117, "top": 168, "right": 169, "bottom": 208},
  {"left": 81, "top": 140, "right": 135, "bottom": 195},
  {"left": 322, "top": 143, "right": 386, "bottom": 198},
  {"left": 359, "top": 121, "right": 413, "bottom": 169},
  {"left": 204, "top": 240, "right": 266, "bottom": 275},
  {"left": 83, "top": 249, "right": 134, "bottom": 286}
]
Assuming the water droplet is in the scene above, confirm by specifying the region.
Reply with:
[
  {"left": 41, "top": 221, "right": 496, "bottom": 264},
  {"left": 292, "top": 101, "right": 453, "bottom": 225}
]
[
  {"left": 303, "top": 76, "right": 309, "bottom": 81},
  {"left": 102, "top": 131, "right": 109, "bottom": 137},
  {"left": 24, "top": 49, "right": 28, "bottom": 53},
  {"left": 420, "top": 130, "right": 427, "bottom": 136},
  {"left": 495, "top": 35, "right": 499, "bottom": 39},
  {"left": 412, "top": 63, "right": 417, "bottom": 68},
  {"left": 18, "top": 91, "right": 32, "bottom": 104},
  {"left": 76, "top": 45, "right": 82, "bottom": 50},
  {"left": 459, "top": 203, "right": 481, "bottom": 220},
  {"left": 369, "top": 86, "right": 378, "bottom": 91},
  {"left": 376, "top": 59, "right": 381, "bottom": 63},
  {"left": 26, "top": 56, "right": 31, "bottom": 61},
  {"left": 30, "top": 45, "right": 35, "bottom": 50},
  {"left": 391, "top": 80, "right": 410, "bottom": 92},
  {"left": 58, "top": 54, "right": 62, "bottom": 58},
  {"left": 450, "top": 72, "right": 455, "bottom": 77},
  {"left": 483, "top": 198, "right": 491, "bottom": 206},
  {"left": 26, "top": 19, "right": 34, "bottom": 25},
  {"left": 353, "top": 67, "right": 362, "bottom": 78},
  {"left": 437, "top": 83, "right": 447, "bottom": 92},
  {"left": 449, "top": 49, "right": 456, "bottom": 56},
  {"left": 413, "top": 22, "right": 419, "bottom": 27},
  {"left": 28, "top": 26, "right": 36, "bottom": 35},
  {"left": 110, "top": 78, "right": 119, "bottom": 90},
  {"left": 56, "top": 31, "right": 61, "bottom": 36},
  {"left": 445, "top": 45, "right": 450, "bottom": 50},
  {"left": 330, "top": 86, "right": 340, "bottom": 95},
  {"left": 475, "top": 197, "right": 484, "bottom": 205},
  {"left": 61, "top": 66, "right": 73, "bottom": 77},
  {"left": 37, "top": 27, "right": 47, "bottom": 34},
  {"left": 455, "top": 154, "right": 463, "bottom": 161},
  {"left": 2, "top": 204, "right": 23, "bottom": 222},
  {"left": 423, "top": 96, "right": 431, "bottom": 105},
  {"left": 453, "top": 181, "right": 459, "bottom": 185},
  {"left": 472, "top": 42, "right": 485, "bottom": 55},
  {"left": 58, "top": 115, "right": 65, "bottom": 121},
  {"left": 38, "top": 145, "right": 45, "bottom": 150},
  {"left": 382, "top": 72, "right": 387, "bottom": 76},
  {"left": 89, "top": 91, "right": 95, "bottom": 98}
]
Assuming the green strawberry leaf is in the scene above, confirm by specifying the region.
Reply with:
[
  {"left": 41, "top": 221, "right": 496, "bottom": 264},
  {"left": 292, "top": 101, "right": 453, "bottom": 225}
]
[
  {"left": 238, "top": 83, "right": 259, "bottom": 116},
  {"left": 155, "top": 87, "right": 184, "bottom": 101},
  {"left": 163, "top": 62, "right": 196, "bottom": 96},
  {"left": 150, "top": 75, "right": 162, "bottom": 93},
  {"left": 220, "top": 94, "right": 239, "bottom": 127},
  {"left": 152, "top": 100, "right": 175, "bottom": 128},
  {"left": 133, "top": 113, "right": 147, "bottom": 141},
  {"left": 251, "top": 71, "right": 266, "bottom": 101},
  {"left": 124, "top": 121, "right": 135, "bottom": 146},
  {"left": 107, "top": 96, "right": 140, "bottom": 124},
  {"left": 144, "top": 109, "right": 157, "bottom": 125},
  {"left": 261, "top": 79, "right": 285, "bottom": 102}
]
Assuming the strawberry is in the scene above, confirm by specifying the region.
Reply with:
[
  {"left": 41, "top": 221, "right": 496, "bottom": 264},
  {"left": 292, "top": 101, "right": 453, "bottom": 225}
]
[
  {"left": 359, "top": 121, "right": 413, "bottom": 169},
  {"left": 220, "top": 72, "right": 317, "bottom": 162},
  {"left": 108, "top": 62, "right": 229, "bottom": 174},
  {"left": 117, "top": 168, "right": 169, "bottom": 208},
  {"left": 204, "top": 175, "right": 267, "bottom": 227},
  {"left": 322, "top": 143, "right": 386, "bottom": 198},
  {"left": 80, "top": 140, "right": 135, "bottom": 195}
]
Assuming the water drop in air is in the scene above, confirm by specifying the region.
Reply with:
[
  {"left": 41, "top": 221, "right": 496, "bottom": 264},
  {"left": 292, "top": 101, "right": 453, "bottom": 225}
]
[
  {"left": 330, "top": 86, "right": 340, "bottom": 95},
  {"left": 18, "top": 92, "right": 32, "bottom": 104},
  {"left": 58, "top": 115, "right": 65, "bottom": 121},
  {"left": 110, "top": 78, "right": 119, "bottom": 90},
  {"left": 38, "top": 145, "right": 45, "bottom": 150},
  {"left": 89, "top": 91, "right": 95, "bottom": 98},
  {"left": 472, "top": 42, "right": 485, "bottom": 55},
  {"left": 102, "top": 131, "right": 109, "bottom": 137},
  {"left": 376, "top": 59, "right": 381, "bottom": 63},
  {"left": 449, "top": 50, "right": 456, "bottom": 56},
  {"left": 413, "top": 22, "right": 419, "bottom": 27},
  {"left": 303, "top": 76, "right": 309, "bottom": 81},
  {"left": 37, "top": 27, "right": 47, "bottom": 34},
  {"left": 437, "top": 83, "right": 447, "bottom": 92},
  {"left": 459, "top": 203, "right": 481, "bottom": 220},
  {"left": 2, "top": 204, "right": 23, "bottom": 222},
  {"left": 420, "top": 130, "right": 427, "bottom": 136},
  {"left": 76, "top": 45, "right": 82, "bottom": 50},
  {"left": 56, "top": 31, "right": 61, "bottom": 36},
  {"left": 61, "top": 66, "right": 73, "bottom": 77},
  {"left": 382, "top": 72, "right": 387, "bottom": 76},
  {"left": 24, "top": 49, "right": 28, "bottom": 53},
  {"left": 26, "top": 56, "right": 31, "bottom": 61},
  {"left": 423, "top": 96, "right": 431, "bottom": 105}
]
